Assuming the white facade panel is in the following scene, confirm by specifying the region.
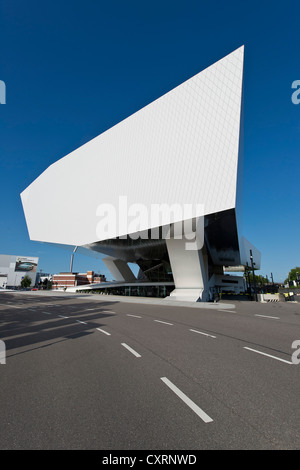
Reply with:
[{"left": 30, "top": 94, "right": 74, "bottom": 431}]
[{"left": 21, "top": 46, "right": 244, "bottom": 247}]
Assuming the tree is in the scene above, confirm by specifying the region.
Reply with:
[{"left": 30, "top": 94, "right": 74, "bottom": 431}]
[
  {"left": 21, "top": 275, "right": 32, "bottom": 288},
  {"left": 247, "top": 273, "right": 268, "bottom": 285},
  {"left": 285, "top": 267, "right": 300, "bottom": 284},
  {"left": 43, "top": 278, "right": 52, "bottom": 290}
]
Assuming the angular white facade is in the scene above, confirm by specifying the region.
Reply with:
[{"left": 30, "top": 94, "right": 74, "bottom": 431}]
[{"left": 21, "top": 46, "right": 261, "bottom": 301}]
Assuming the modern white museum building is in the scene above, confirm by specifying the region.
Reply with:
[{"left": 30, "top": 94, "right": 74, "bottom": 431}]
[{"left": 21, "top": 46, "right": 261, "bottom": 301}]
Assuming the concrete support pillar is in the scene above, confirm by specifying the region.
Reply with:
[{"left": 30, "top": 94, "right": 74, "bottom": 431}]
[
  {"left": 102, "top": 257, "right": 136, "bottom": 282},
  {"left": 165, "top": 218, "right": 209, "bottom": 301}
]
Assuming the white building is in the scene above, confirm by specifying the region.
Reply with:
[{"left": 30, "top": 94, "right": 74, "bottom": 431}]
[
  {"left": 20, "top": 46, "right": 260, "bottom": 301},
  {"left": 0, "top": 254, "right": 39, "bottom": 288}
]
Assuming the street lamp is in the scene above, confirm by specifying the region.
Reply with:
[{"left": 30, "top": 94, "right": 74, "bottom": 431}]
[
  {"left": 245, "top": 262, "right": 252, "bottom": 300},
  {"left": 250, "top": 250, "right": 258, "bottom": 302}
]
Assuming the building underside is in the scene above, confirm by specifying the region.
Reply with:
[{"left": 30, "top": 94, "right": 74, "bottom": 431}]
[{"left": 79, "top": 208, "right": 260, "bottom": 301}]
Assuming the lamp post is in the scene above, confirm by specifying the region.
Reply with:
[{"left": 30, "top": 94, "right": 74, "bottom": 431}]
[
  {"left": 245, "top": 262, "right": 252, "bottom": 300},
  {"left": 250, "top": 250, "right": 258, "bottom": 302}
]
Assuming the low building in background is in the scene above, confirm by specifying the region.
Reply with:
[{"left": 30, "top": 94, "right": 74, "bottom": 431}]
[
  {"left": 52, "top": 271, "right": 106, "bottom": 290},
  {"left": 0, "top": 254, "right": 39, "bottom": 288}
]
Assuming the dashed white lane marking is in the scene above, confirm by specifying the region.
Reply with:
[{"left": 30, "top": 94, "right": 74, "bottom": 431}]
[
  {"left": 39, "top": 304, "right": 62, "bottom": 307},
  {"left": 76, "top": 320, "right": 88, "bottom": 325},
  {"left": 160, "top": 377, "right": 213, "bottom": 423},
  {"left": 127, "top": 314, "right": 142, "bottom": 318},
  {"left": 96, "top": 328, "right": 111, "bottom": 336},
  {"left": 43, "top": 311, "right": 52, "bottom": 314},
  {"left": 101, "top": 310, "right": 116, "bottom": 313},
  {"left": 154, "top": 320, "right": 173, "bottom": 326},
  {"left": 218, "top": 309, "right": 237, "bottom": 313},
  {"left": 255, "top": 314, "right": 280, "bottom": 320},
  {"left": 121, "top": 343, "right": 141, "bottom": 358},
  {"left": 57, "top": 315, "right": 69, "bottom": 318},
  {"left": 190, "top": 329, "right": 216, "bottom": 339},
  {"left": 244, "top": 347, "right": 293, "bottom": 364}
]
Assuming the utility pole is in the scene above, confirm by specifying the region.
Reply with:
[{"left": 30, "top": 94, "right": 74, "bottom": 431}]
[
  {"left": 250, "top": 250, "right": 258, "bottom": 302},
  {"left": 245, "top": 262, "right": 252, "bottom": 300}
]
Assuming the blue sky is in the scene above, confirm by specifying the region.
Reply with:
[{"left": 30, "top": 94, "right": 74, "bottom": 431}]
[{"left": 0, "top": 0, "right": 299, "bottom": 282}]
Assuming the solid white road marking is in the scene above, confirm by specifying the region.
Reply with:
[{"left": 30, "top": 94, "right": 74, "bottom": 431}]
[
  {"left": 190, "top": 329, "right": 216, "bottom": 339},
  {"left": 160, "top": 377, "right": 213, "bottom": 423},
  {"left": 244, "top": 347, "right": 293, "bottom": 364},
  {"left": 127, "top": 314, "right": 142, "bottom": 318},
  {"left": 121, "top": 343, "right": 141, "bottom": 358},
  {"left": 154, "top": 320, "right": 173, "bottom": 326},
  {"left": 255, "top": 314, "right": 280, "bottom": 319},
  {"left": 96, "top": 328, "right": 111, "bottom": 336}
]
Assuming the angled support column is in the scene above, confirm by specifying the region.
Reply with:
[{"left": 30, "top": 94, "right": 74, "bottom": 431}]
[
  {"left": 102, "top": 257, "right": 136, "bottom": 282},
  {"left": 165, "top": 218, "right": 209, "bottom": 301}
]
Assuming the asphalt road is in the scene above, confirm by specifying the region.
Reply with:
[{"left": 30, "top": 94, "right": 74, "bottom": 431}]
[{"left": 0, "top": 292, "right": 299, "bottom": 450}]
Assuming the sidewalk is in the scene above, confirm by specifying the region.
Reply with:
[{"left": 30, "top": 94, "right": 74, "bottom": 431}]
[{"left": 0, "top": 289, "right": 236, "bottom": 310}]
